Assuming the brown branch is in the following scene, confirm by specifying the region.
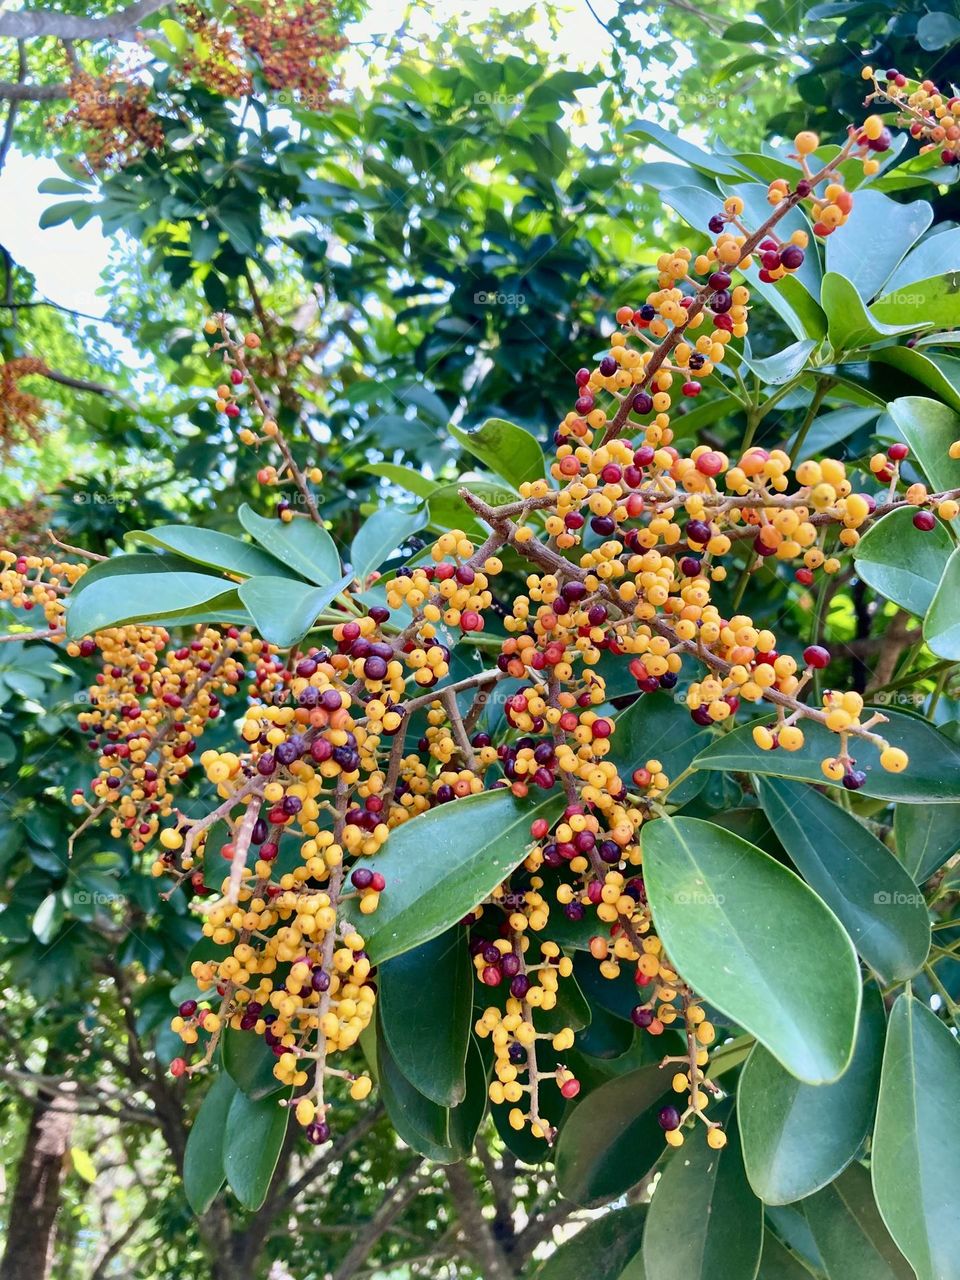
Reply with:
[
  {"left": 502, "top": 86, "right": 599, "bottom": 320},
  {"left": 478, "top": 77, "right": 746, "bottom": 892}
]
[
  {"left": 330, "top": 1159, "right": 429, "bottom": 1280},
  {"left": 0, "top": 78, "right": 70, "bottom": 102},
  {"left": 0, "top": 0, "right": 172, "bottom": 41},
  {"left": 445, "top": 1162, "right": 519, "bottom": 1280},
  {"left": 279, "top": 1104, "right": 384, "bottom": 1209}
]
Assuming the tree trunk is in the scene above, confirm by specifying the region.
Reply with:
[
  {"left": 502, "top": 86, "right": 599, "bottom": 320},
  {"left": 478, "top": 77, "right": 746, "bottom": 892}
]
[{"left": 0, "top": 1077, "right": 77, "bottom": 1280}]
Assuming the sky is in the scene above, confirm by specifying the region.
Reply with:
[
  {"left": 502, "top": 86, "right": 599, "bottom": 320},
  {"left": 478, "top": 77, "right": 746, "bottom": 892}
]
[{"left": 0, "top": 0, "right": 622, "bottom": 323}]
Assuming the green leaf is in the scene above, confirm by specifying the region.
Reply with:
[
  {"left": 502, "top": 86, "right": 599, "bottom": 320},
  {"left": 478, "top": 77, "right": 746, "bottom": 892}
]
[
  {"left": 66, "top": 570, "right": 240, "bottom": 639},
  {"left": 642, "top": 1116, "right": 763, "bottom": 1280},
  {"left": 923, "top": 547, "right": 960, "bottom": 660},
  {"left": 642, "top": 817, "right": 860, "bottom": 1083},
  {"left": 821, "top": 273, "right": 924, "bottom": 354},
  {"left": 738, "top": 985, "right": 885, "bottom": 1204},
  {"left": 756, "top": 778, "right": 929, "bottom": 984},
  {"left": 238, "top": 573, "right": 352, "bottom": 648},
  {"left": 183, "top": 1072, "right": 236, "bottom": 1214},
  {"left": 533, "top": 1205, "right": 647, "bottom": 1280},
  {"left": 872, "top": 994, "right": 960, "bottom": 1280},
  {"left": 894, "top": 802, "right": 960, "bottom": 884},
  {"left": 626, "top": 119, "right": 749, "bottom": 178},
  {"left": 448, "top": 419, "right": 545, "bottom": 489},
  {"left": 873, "top": 350, "right": 960, "bottom": 414},
  {"left": 238, "top": 504, "right": 341, "bottom": 585},
  {"left": 852, "top": 508, "right": 953, "bottom": 617},
  {"left": 221, "top": 1027, "right": 283, "bottom": 1100},
  {"left": 70, "top": 1148, "right": 97, "bottom": 1183},
  {"left": 39, "top": 200, "right": 91, "bottom": 230},
  {"left": 918, "top": 10, "right": 960, "bottom": 49},
  {"left": 350, "top": 506, "right": 425, "bottom": 583},
  {"left": 888, "top": 396, "right": 960, "bottom": 499},
  {"left": 804, "top": 1162, "right": 914, "bottom": 1280},
  {"left": 872, "top": 274, "right": 960, "bottom": 331},
  {"left": 553, "top": 1063, "right": 674, "bottom": 1206},
  {"left": 377, "top": 1015, "right": 485, "bottom": 1161},
  {"left": 32, "top": 892, "right": 64, "bottom": 944},
  {"left": 127, "top": 526, "right": 287, "bottom": 579},
  {"left": 740, "top": 339, "right": 817, "bottom": 386},
  {"left": 159, "top": 17, "right": 188, "bottom": 51},
  {"left": 758, "top": 1234, "right": 819, "bottom": 1280},
  {"left": 342, "top": 789, "right": 563, "bottom": 964},
  {"left": 825, "top": 191, "right": 932, "bottom": 301},
  {"left": 222, "top": 1089, "right": 289, "bottom": 1211},
  {"left": 884, "top": 229, "right": 960, "bottom": 294},
  {"left": 694, "top": 710, "right": 960, "bottom": 804},
  {"left": 364, "top": 462, "right": 442, "bottom": 500},
  {"left": 607, "top": 691, "right": 712, "bottom": 805},
  {"left": 378, "top": 928, "right": 472, "bottom": 1107}
]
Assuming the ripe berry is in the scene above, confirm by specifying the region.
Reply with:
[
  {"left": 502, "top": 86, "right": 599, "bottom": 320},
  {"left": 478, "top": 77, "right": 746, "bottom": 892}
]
[
  {"left": 695, "top": 451, "right": 724, "bottom": 476},
  {"left": 913, "top": 511, "right": 936, "bottom": 531},
  {"left": 887, "top": 443, "right": 909, "bottom": 461},
  {"left": 170, "top": 1057, "right": 187, "bottom": 1078},
  {"left": 803, "top": 645, "right": 831, "bottom": 669},
  {"left": 657, "top": 1105, "right": 681, "bottom": 1131},
  {"left": 842, "top": 769, "right": 867, "bottom": 791}
]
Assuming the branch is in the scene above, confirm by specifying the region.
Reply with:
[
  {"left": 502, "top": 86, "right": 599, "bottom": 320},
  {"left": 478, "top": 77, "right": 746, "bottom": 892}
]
[
  {"left": 445, "top": 1162, "right": 519, "bottom": 1280},
  {"left": 329, "top": 1160, "right": 429, "bottom": 1280},
  {"left": 0, "top": 78, "right": 70, "bottom": 101},
  {"left": 279, "top": 1104, "right": 384, "bottom": 1209},
  {"left": 0, "top": 0, "right": 172, "bottom": 41}
]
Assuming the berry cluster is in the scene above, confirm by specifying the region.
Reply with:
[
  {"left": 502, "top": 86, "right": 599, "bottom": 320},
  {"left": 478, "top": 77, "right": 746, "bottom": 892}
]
[
  {"left": 860, "top": 67, "right": 960, "bottom": 169},
  {"left": 5, "top": 97, "right": 954, "bottom": 1154},
  {"left": 0, "top": 357, "right": 48, "bottom": 453},
  {"left": 58, "top": 71, "right": 165, "bottom": 172}
]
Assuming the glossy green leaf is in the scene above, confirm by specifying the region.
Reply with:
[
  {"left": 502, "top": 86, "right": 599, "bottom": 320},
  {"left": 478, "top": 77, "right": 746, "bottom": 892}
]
[
  {"left": 533, "top": 1205, "right": 647, "bottom": 1280},
  {"left": 222, "top": 1088, "right": 289, "bottom": 1211},
  {"left": 626, "top": 119, "right": 748, "bottom": 178},
  {"left": 888, "top": 396, "right": 960, "bottom": 496},
  {"left": 757, "top": 1234, "right": 818, "bottom": 1280},
  {"left": 554, "top": 1063, "right": 674, "bottom": 1206},
  {"left": 183, "top": 1071, "right": 236, "bottom": 1214},
  {"left": 377, "top": 1015, "right": 485, "bottom": 1162},
  {"left": 804, "top": 1162, "right": 914, "bottom": 1280},
  {"left": 126, "top": 526, "right": 287, "bottom": 579},
  {"left": 350, "top": 505, "right": 425, "bottom": 583},
  {"left": 427, "top": 479, "right": 518, "bottom": 539},
  {"left": 449, "top": 418, "right": 545, "bottom": 489},
  {"left": 872, "top": 994, "right": 960, "bottom": 1280},
  {"left": 873, "top": 350, "right": 960, "bottom": 414},
  {"left": 852, "top": 508, "right": 952, "bottom": 617},
  {"left": 883, "top": 228, "right": 960, "bottom": 293},
  {"left": 825, "top": 191, "right": 932, "bottom": 302},
  {"left": 238, "top": 573, "right": 352, "bottom": 647},
  {"left": 738, "top": 985, "right": 885, "bottom": 1204},
  {"left": 740, "top": 339, "right": 817, "bottom": 386},
  {"left": 364, "top": 462, "right": 442, "bottom": 501},
  {"left": 923, "top": 547, "right": 960, "bottom": 660},
  {"left": 642, "top": 817, "right": 860, "bottom": 1083},
  {"left": 238, "top": 503, "right": 341, "bottom": 585},
  {"left": 643, "top": 1117, "right": 763, "bottom": 1280},
  {"left": 607, "top": 691, "right": 713, "bottom": 804},
  {"left": 378, "top": 927, "right": 472, "bottom": 1107},
  {"left": 694, "top": 710, "right": 960, "bottom": 803},
  {"left": 342, "top": 789, "right": 563, "bottom": 964},
  {"left": 220, "top": 1027, "right": 283, "bottom": 1100},
  {"left": 822, "top": 273, "right": 924, "bottom": 354},
  {"left": 872, "top": 274, "right": 960, "bottom": 331},
  {"left": 32, "top": 892, "right": 64, "bottom": 944},
  {"left": 894, "top": 802, "right": 960, "bottom": 883},
  {"left": 756, "top": 778, "right": 929, "bottom": 984},
  {"left": 66, "top": 570, "right": 241, "bottom": 640}
]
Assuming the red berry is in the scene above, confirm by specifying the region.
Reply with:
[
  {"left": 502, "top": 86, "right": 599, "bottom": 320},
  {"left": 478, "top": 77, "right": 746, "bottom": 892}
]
[
  {"left": 531, "top": 817, "right": 550, "bottom": 840},
  {"left": 695, "top": 451, "right": 724, "bottom": 476},
  {"left": 887, "top": 443, "right": 909, "bottom": 461},
  {"left": 803, "top": 644, "right": 831, "bottom": 669},
  {"left": 170, "top": 1057, "right": 187, "bottom": 1077},
  {"left": 913, "top": 511, "right": 936, "bottom": 531},
  {"left": 682, "top": 380, "right": 701, "bottom": 397},
  {"left": 560, "top": 1078, "right": 581, "bottom": 1099}
]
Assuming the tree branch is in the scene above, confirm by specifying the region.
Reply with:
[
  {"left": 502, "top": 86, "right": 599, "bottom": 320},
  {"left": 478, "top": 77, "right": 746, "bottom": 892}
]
[{"left": 0, "top": 0, "right": 171, "bottom": 41}]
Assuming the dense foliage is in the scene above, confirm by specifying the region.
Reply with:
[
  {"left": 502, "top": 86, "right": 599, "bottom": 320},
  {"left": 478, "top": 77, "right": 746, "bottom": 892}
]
[{"left": 2, "top": 5, "right": 960, "bottom": 1280}]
